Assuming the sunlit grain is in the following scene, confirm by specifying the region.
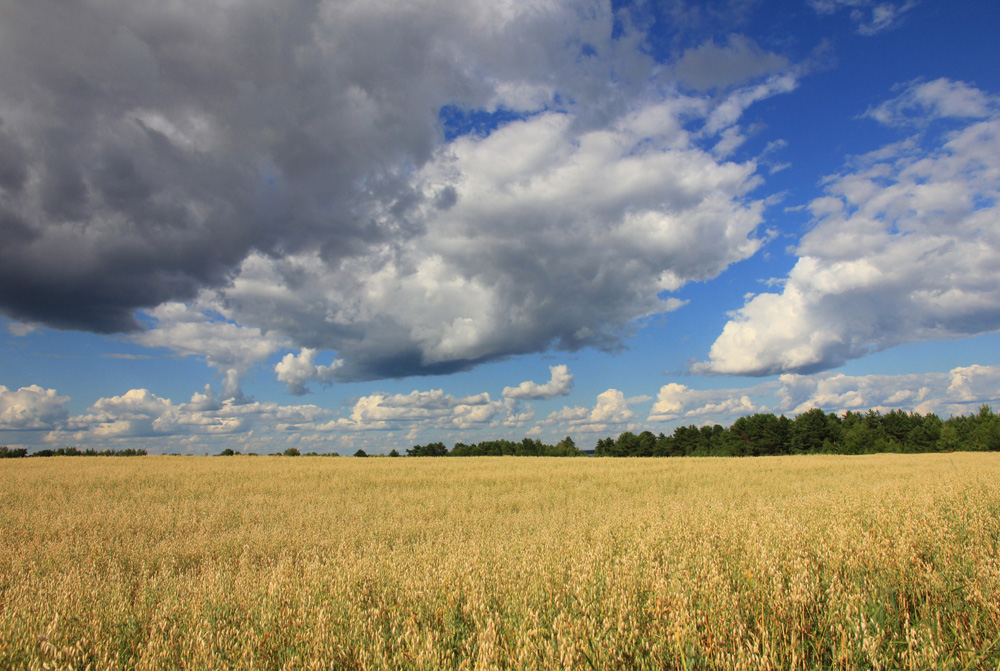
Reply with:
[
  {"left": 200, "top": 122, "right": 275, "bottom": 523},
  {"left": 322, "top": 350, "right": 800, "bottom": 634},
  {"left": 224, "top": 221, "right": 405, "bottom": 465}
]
[{"left": 1, "top": 454, "right": 998, "bottom": 669}]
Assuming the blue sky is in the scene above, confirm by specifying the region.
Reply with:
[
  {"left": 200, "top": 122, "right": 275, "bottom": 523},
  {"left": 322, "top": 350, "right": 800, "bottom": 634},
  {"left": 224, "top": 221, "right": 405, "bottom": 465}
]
[{"left": 2, "top": 0, "right": 999, "bottom": 454}]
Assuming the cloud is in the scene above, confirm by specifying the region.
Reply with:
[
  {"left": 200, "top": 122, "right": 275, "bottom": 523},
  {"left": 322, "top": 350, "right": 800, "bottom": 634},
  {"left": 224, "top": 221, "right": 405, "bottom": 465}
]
[
  {"left": 0, "top": 385, "right": 70, "bottom": 430},
  {"left": 945, "top": 364, "right": 1000, "bottom": 405},
  {"left": 866, "top": 78, "right": 999, "bottom": 126},
  {"left": 0, "top": 0, "right": 640, "bottom": 333},
  {"left": 648, "top": 382, "right": 772, "bottom": 422},
  {"left": 212, "top": 97, "right": 773, "bottom": 381},
  {"left": 503, "top": 364, "right": 574, "bottom": 400},
  {"left": 0, "top": 0, "right": 795, "bottom": 384},
  {"left": 702, "top": 75, "right": 798, "bottom": 134},
  {"left": 810, "top": 0, "right": 917, "bottom": 35},
  {"left": 55, "top": 386, "right": 331, "bottom": 443},
  {"left": 777, "top": 365, "right": 1000, "bottom": 417},
  {"left": 649, "top": 364, "right": 1000, "bottom": 426},
  {"left": 6, "top": 321, "right": 38, "bottom": 337},
  {"left": 133, "top": 302, "right": 286, "bottom": 398},
  {"left": 0, "top": 0, "right": 471, "bottom": 332},
  {"left": 699, "top": 80, "right": 1000, "bottom": 376},
  {"left": 541, "top": 388, "right": 650, "bottom": 433},
  {"left": 333, "top": 389, "right": 505, "bottom": 431},
  {"left": 79, "top": 388, "right": 177, "bottom": 437},
  {"left": 275, "top": 348, "right": 343, "bottom": 395},
  {"left": 675, "top": 34, "right": 789, "bottom": 90}
]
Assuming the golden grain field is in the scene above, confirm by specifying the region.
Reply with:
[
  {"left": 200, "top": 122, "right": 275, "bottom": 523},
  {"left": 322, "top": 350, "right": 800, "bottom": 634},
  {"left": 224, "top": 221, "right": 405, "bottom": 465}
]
[{"left": 1, "top": 454, "right": 998, "bottom": 670}]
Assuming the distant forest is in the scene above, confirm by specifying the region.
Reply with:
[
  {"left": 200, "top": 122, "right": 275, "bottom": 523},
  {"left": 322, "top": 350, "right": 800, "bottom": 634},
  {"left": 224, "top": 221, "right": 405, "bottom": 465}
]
[
  {"left": 409, "top": 405, "right": 1000, "bottom": 457},
  {"left": 0, "top": 447, "right": 147, "bottom": 458}
]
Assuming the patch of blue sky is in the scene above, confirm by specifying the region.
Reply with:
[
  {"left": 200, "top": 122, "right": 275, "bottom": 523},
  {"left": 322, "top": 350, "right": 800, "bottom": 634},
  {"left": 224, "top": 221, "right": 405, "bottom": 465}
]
[
  {"left": 0, "top": 318, "right": 196, "bottom": 415},
  {"left": 838, "top": 333, "right": 1000, "bottom": 379},
  {"left": 438, "top": 105, "right": 542, "bottom": 142}
]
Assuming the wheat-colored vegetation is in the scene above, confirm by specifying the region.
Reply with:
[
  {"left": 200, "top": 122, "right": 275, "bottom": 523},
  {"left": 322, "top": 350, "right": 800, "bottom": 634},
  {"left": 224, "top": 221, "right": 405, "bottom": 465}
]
[{"left": 1, "top": 454, "right": 998, "bottom": 670}]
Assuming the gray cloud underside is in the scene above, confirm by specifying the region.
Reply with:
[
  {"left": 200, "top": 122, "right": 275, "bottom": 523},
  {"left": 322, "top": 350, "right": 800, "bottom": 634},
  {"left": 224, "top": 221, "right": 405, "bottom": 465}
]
[
  {"left": 1, "top": 0, "right": 795, "bottom": 381},
  {"left": 0, "top": 0, "right": 465, "bottom": 332},
  {"left": 675, "top": 34, "right": 789, "bottom": 90}
]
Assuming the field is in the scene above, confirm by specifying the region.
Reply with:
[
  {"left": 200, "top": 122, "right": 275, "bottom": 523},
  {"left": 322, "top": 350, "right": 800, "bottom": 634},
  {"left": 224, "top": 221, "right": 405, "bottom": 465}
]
[{"left": 1, "top": 454, "right": 999, "bottom": 670}]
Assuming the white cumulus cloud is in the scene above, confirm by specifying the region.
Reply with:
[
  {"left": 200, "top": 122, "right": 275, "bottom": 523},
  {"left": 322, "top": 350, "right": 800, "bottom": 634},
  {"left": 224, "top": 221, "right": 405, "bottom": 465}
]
[
  {"left": 54, "top": 386, "right": 331, "bottom": 444},
  {"left": 0, "top": 385, "right": 70, "bottom": 430},
  {"left": 649, "top": 382, "right": 770, "bottom": 423},
  {"left": 0, "top": 0, "right": 808, "bottom": 385},
  {"left": 134, "top": 302, "right": 287, "bottom": 398},
  {"left": 275, "top": 348, "right": 343, "bottom": 395},
  {"left": 213, "top": 95, "right": 775, "bottom": 381},
  {"left": 503, "top": 364, "right": 574, "bottom": 400},
  {"left": 699, "top": 79, "right": 1000, "bottom": 377},
  {"left": 334, "top": 389, "right": 504, "bottom": 431},
  {"left": 541, "top": 388, "right": 650, "bottom": 433}
]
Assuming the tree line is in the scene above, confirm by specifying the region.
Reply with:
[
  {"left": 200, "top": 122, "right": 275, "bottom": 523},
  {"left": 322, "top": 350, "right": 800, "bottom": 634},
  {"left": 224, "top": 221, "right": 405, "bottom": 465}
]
[
  {"left": 595, "top": 405, "right": 1000, "bottom": 457},
  {"left": 0, "top": 446, "right": 147, "bottom": 458},
  {"left": 408, "top": 436, "right": 582, "bottom": 457}
]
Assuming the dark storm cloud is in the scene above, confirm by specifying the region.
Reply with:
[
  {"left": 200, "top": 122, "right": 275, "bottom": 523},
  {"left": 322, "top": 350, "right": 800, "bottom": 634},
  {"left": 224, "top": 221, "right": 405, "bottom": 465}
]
[
  {"left": 0, "top": 0, "right": 476, "bottom": 332},
  {"left": 0, "top": 124, "right": 28, "bottom": 193}
]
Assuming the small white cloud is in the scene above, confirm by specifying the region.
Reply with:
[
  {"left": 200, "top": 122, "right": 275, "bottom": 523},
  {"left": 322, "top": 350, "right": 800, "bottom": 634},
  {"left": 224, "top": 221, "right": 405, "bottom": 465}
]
[
  {"left": 590, "top": 389, "right": 637, "bottom": 424},
  {"left": 82, "top": 389, "right": 175, "bottom": 438},
  {"left": 0, "top": 385, "right": 70, "bottom": 430},
  {"left": 866, "top": 78, "right": 998, "bottom": 126},
  {"left": 503, "top": 364, "right": 574, "bottom": 400},
  {"left": 90, "top": 388, "right": 172, "bottom": 418},
  {"left": 338, "top": 389, "right": 503, "bottom": 431},
  {"left": 702, "top": 74, "right": 798, "bottom": 136},
  {"left": 7, "top": 321, "right": 38, "bottom": 337},
  {"left": 945, "top": 364, "right": 1000, "bottom": 404},
  {"left": 649, "top": 382, "right": 773, "bottom": 423},
  {"left": 857, "top": 2, "right": 918, "bottom": 35},
  {"left": 540, "top": 388, "right": 648, "bottom": 432},
  {"left": 275, "top": 348, "right": 343, "bottom": 395},
  {"left": 810, "top": 0, "right": 917, "bottom": 35}
]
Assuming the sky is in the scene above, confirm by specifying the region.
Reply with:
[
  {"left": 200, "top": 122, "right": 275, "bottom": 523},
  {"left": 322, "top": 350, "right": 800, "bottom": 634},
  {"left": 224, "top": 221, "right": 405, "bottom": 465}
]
[{"left": 1, "top": 0, "right": 999, "bottom": 455}]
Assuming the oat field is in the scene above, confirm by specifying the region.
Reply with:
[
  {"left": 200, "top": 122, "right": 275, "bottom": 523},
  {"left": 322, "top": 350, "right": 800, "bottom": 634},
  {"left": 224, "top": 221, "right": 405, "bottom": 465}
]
[{"left": 1, "top": 454, "right": 998, "bottom": 670}]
